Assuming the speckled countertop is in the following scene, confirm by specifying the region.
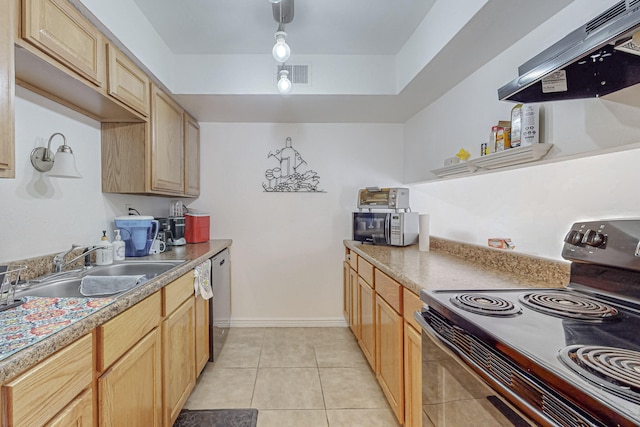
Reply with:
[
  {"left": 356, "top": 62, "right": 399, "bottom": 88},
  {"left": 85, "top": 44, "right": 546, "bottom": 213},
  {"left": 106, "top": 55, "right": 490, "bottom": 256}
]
[
  {"left": 345, "top": 237, "right": 570, "bottom": 296},
  {"left": 0, "top": 240, "right": 231, "bottom": 384}
]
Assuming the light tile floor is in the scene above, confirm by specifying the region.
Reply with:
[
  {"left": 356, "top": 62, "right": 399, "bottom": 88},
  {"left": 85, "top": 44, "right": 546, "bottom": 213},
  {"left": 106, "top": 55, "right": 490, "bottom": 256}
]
[{"left": 183, "top": 327, "right": 401, "bottom": 427}]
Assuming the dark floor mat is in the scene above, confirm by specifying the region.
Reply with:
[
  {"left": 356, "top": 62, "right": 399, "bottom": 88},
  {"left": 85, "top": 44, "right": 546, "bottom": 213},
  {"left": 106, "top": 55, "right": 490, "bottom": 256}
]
[{"left": 173, "top": 408, "right": 258, "bottom": 427}]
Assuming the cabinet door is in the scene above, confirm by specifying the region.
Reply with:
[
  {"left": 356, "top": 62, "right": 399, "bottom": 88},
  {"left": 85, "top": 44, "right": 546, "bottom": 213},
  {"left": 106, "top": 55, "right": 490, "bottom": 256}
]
[
  {"left": 22, "top": 0, "right": 104, "bottom": 86},
  {"left": 106, "top": 43, "right": 150, "bottom": 116},
  {"left": 195, "top": 294, "right": 210, "bottom": 375},
  {"left": 163, "top": 296, "right": 196, "bottom": 426},
  {"left": 151, "top": 85, "right": 184, "bottom": 193},
  {"left": 2, "top": 334, "right": 93, "bottom": 426},
  {"left": 184, "top": 112, "right": 200, "bottom": 197},
  {"left": 45, "top": 388, "right": 93, "bottom": 427},
  {"left": 358, "top": 276, "right": 375, "bottom": 369},
  {"left": 404, "top": 323, "right": 422, "bottom": 427},
  {"left": 343, "top": 261, "right": 350, "bottom": 323},
  {"left": 0, "top": 0, "right": 14, "bottom": 178},
  {"left": 375, "top": 294, "right": 404, "bottom": 424},
  {"left": 99, "top": 327, "right": 162, "bottom": 427},
  {"left": 349, "top": 267, "right": 360, "bottom": 338}
]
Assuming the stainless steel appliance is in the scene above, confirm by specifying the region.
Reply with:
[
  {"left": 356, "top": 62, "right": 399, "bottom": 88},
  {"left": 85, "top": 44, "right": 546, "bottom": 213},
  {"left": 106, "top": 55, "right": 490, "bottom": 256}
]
[
  {"left": 168, "top": 217, "right": 186, "bottom": 246},
  {"left": 352, "top": 212, "right": 418, "bottom": 246},
  {"left": 499, "top": 1, "right": 640, "bottom": 103},
  {"left": 415, "top": 219, "right": 640, "bottom": 426},
  {"left": 357, "top": 187, "right": 410, "bottom": 211},
  {"left": 209, "top": 248, "right": 231, "bottom": 362}
]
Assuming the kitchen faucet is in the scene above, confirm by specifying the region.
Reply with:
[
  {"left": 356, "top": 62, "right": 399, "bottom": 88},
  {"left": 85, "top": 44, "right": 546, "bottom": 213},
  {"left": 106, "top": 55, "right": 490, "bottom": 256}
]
[{"left": 53, "top": 244, "right": 100, "bottom": 273}]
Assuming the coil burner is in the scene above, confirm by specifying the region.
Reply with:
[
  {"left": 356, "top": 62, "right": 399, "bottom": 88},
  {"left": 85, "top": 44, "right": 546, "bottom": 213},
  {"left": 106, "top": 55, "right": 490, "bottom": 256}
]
[
  {"left": 450, "top": 293, "right": 522, "bottom": 317},
  {"left": 560, "top": 345, "right": 640, "bottom": 403},
  {"left": 519, "top": 292, "right": 618, "bottom": 321}
]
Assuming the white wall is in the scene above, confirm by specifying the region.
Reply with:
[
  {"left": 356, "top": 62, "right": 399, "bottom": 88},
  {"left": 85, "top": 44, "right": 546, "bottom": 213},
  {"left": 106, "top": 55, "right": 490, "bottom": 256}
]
[
  {"left": 404, "top": 0, "right": 640, "bottom": 260},
  {"left": 186, "top": 123, "right": 403, "bottom": 326},
  {"left": 0, "top": 88, "right": 171, "bottom": 262}
]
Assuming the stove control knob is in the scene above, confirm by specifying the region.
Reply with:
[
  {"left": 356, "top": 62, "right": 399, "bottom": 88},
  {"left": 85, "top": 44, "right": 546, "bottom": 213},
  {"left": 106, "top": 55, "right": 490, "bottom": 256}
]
[
  {"left": 583, "top": 229, "right": 606, "bottom": 248},
  {"left": 564, "top": 230, "right": 584, "bottom": 245}
]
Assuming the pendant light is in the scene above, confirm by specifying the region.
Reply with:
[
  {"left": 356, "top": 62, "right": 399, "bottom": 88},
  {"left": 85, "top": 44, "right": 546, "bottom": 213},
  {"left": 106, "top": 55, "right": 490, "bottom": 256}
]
[
  {"left": 277, "top": 69, "right": 292, "bottom": 94},
  {"left": 269, "top": 0, "right": 294, "bottom": 93},
  {"left": 272, "top": 31, "right": 290, "bottom": 63}
]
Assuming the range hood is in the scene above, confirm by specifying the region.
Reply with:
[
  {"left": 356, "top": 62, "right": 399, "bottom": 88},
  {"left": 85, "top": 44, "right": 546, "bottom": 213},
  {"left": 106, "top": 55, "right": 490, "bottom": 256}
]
[{"left": 498, "top": 0, "right": 640, "bottom": 103}]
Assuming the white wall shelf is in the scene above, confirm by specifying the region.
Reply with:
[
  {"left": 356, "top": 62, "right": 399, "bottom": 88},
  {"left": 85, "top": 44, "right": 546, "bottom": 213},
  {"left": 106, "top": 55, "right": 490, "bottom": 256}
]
[{"left": 431, "top": 143, "right": 554, "bottom": 178}]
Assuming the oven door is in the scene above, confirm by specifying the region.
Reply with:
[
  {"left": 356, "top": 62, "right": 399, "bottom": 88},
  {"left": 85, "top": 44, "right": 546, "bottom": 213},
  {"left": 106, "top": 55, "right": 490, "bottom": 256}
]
[{"left": 415, "top": 311, "right": 536, "bottom": 427}]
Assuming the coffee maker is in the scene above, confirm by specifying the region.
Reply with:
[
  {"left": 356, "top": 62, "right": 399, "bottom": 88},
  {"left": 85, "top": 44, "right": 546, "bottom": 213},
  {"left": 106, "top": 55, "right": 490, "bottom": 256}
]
[{"left": 168, "top": 201, "right": 186, "bottom": 246}]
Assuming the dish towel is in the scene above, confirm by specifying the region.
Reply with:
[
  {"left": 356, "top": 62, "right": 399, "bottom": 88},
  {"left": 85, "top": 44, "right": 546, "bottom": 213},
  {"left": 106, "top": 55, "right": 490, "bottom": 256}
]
[
  {"left": 194, "top": 259, "right": 213, "bottom": 300},
  {"left": 80, "top": 275, "right": 145, "bottom": 297}
]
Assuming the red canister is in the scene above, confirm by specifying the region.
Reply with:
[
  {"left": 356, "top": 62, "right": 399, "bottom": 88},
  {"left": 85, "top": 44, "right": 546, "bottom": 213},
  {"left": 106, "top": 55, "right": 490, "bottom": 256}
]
[{"left": 185, "top": 213, "right": 210, "bottom": 243}]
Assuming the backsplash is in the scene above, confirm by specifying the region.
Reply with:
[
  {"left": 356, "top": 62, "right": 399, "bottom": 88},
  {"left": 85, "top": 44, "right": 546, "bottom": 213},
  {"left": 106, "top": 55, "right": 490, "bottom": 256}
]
[
  {"left": 7, "top": 249, "right": 91, "bottom": 282},
  {"left": 431, "top": 237, "right": 570, "bottom": 287}
]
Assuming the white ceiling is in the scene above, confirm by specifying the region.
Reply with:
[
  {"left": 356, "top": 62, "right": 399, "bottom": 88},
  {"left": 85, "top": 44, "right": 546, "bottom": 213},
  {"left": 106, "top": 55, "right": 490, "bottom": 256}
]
[
  {"left": 130, "top": 0, "right": 435, "bottom": 55},
  {"left": 124, "top": 0, "right": 575, "bottom": 123}
]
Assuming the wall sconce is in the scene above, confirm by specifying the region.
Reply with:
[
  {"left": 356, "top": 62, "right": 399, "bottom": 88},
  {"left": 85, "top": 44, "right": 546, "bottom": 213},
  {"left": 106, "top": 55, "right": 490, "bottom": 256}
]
[{"left": 30, "top": 132, "right": 82, "bottom": 178}]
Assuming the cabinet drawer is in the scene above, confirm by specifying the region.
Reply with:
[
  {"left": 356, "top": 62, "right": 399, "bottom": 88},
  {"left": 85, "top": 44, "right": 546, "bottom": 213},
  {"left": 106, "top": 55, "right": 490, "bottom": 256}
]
[
  {"left": 22, "top": 0, "right": 104, "bottom": 86},
  {"left": 375, "top": 269, "right": 402, "bottom": 313},
  {"left": 349, "top": 251, "right": 358, "bottom": 270},
  {"left": 106, "top": 43, "right": 150, "bottom": 116},
  {"left": 97, "top": 291, "right": 161, "bottom": 371},
  {"left": 45, "top": 388, "right": 93, "bottom": 427},
  {"left": 403, "top": 288, "right": 422, "bottom": 331},
  {"left": 3, "top": 334, "right": 92, "bottom": 427},
  {"left": 358, "top": 257, "right": 374, "bottom": 287},
  {"left": 163, "top": 271, "right": 195, "bottom": 315}
]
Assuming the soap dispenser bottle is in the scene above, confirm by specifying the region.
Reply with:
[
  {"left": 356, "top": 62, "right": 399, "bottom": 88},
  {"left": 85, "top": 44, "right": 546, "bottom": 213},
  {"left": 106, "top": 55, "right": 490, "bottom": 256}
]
[
  {"left": 112, "top": 229, "right": 125, "bottom": 261},
  {"left": 96, "top": 230, "right": 113, "bottom": 265}
]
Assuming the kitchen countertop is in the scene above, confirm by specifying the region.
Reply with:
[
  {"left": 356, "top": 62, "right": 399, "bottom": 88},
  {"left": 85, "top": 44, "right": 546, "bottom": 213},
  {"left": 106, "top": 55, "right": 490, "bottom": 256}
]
[
  {"left": 0, "top": 240, "right": 231, "bottom": 384},
  {"left": 345, "top": 238, "right": 570, "bottom": 295}
]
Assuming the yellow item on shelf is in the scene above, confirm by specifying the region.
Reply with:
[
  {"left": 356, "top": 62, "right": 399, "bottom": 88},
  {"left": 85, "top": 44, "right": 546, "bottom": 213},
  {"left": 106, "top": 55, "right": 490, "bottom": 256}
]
[{"left": 456, "top": 148, "right": 471, "bottom": 161}]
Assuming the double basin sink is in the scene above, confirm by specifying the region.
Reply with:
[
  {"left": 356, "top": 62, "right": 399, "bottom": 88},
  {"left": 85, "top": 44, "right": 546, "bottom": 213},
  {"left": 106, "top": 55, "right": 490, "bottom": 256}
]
[{"left": 15, "top": 260, "right": 185, "bottom": 299}]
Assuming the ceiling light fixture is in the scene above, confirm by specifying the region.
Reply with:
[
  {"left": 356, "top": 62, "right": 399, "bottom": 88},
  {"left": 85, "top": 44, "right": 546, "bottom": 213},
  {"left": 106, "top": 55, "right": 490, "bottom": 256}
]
[
  {"left": 270, "top": 0, "right": 294, "bottom": 93},
  {"left": 272, "top": 30, "right": 290, "bottom": 63},
  {"left": 30, "top": 132, "right": 82, "bottom": 178},
  {"left": 277, "top": 69, "right": 292, "bottom": 94}
]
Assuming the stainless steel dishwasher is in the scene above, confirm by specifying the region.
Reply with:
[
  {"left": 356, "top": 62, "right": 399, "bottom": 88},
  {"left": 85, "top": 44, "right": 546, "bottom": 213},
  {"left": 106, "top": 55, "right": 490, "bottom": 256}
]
[{"left": 209, "top": 248, "right": 231, "bottom": 361}]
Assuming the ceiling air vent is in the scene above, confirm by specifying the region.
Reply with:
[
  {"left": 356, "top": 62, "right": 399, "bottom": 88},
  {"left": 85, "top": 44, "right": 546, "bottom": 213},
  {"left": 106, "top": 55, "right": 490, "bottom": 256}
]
[{"left": 277, "top": 64, "right": 309, "bottom": 84}]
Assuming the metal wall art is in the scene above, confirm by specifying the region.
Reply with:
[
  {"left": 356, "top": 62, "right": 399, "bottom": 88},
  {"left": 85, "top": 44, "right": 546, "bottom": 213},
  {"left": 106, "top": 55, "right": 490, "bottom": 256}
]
[{"left": 263, "top": 137, "right": 324, "bottom": 192}]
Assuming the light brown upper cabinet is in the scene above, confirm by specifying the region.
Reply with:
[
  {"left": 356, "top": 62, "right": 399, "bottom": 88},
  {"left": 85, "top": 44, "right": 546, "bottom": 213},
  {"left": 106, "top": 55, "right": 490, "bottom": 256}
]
[
  {"left": 184, "top": 112, "right": 200, "bottom": 197},
  {"left": 102, "top": 92, "right": 201, "bottom": 197},
  {"left": 21, "top": 0, "right": 104, "bottom": 87},
  {"left": 0, "top": 0, "right": 15, "bottom": 178},
  {"left": 106, "top": 43, "right": 150, "bottom": 117},
  {"left": 151, "top": 85, "right": 184, "bottom": 194},
  {"left": 14, "top": 0, "right": 143, "bottom": 122}
]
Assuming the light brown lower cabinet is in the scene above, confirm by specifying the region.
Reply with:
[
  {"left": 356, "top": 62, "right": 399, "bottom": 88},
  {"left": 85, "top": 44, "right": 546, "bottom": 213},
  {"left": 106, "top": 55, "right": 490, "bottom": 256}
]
[
  {"left": 97, "top": 292, "right": 162, "bottom": 426},
  {"left": 162, "top": 272, "right": 196, "bottom": 427},
  {"left": 163, "top": 297, "right": 196, "bottom": 426},
  {"left": 375, "top": 294, "right": 405, "bottom": 424},
  {"left": 46, "top": 388, "right": 93, "bottom": 427},
  {"left": 343, "top": 260, "right": 350, "bottom": 323},
  {"left": 404, "top": 322, "right": 422, "bottom": 427},
  {"left": 358, "top": 276, "right": 375, "bottom": 369},
  {"left": 344, "top": 247, "right": 426, "bottom": 426},
  {"left": 195, "top": 293, "right": 210, "bottom": 375},
  {"left": 1, "top": 333, "right": 93, "bottom": 426},
  {"left": 98, "top": 328, "right": 162, "bottom": 426},
  {"left": 349, "top": 266, "right": 360, "bottom": 338}
]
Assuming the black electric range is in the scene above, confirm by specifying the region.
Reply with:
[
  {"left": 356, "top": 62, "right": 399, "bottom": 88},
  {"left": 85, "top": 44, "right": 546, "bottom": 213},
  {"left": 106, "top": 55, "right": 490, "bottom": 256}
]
[{"left": 419, "top": 219, "right": 640, "bottom": 427}]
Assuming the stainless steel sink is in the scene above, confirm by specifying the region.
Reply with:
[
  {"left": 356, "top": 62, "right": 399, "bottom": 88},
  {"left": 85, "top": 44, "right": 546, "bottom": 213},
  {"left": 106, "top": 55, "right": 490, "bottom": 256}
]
[{"left": 16, "top": 260, "right": 184, "bottom": 299}]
